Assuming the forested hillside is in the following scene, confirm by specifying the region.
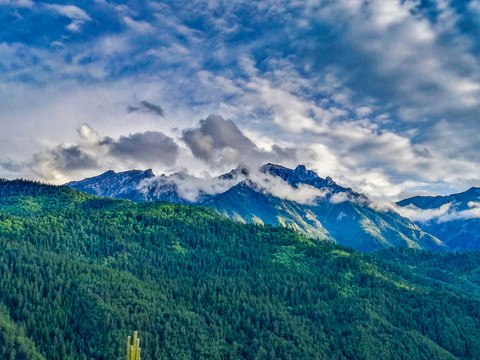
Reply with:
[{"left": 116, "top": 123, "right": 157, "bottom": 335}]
[{"left": 1, "top": 179, "right": 480, "bottom": 359}]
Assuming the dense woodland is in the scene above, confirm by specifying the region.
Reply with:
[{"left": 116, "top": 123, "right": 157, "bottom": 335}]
[{"left": 1, "top": 179, "right": 480, "bottom": 359}]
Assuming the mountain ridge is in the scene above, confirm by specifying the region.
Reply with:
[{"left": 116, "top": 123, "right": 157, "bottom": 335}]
[
  {"left": 66, "top": 164, "right": 445, "bottom": 252},
  {"left": 398, "top": 187, "right": 480, "bottom": 250}
]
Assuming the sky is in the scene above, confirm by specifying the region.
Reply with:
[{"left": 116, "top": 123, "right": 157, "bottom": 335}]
[{"left": 1, "top": 0, "right": 480, "bottom": 201}]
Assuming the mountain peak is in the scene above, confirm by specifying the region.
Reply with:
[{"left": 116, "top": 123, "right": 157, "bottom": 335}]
[
  {"left": 67, "top": 168, "right": 155, "bottom": 199},
  {"left": 144, "top": 169, "right": 154, "bottom": 178},
  {"left": 261, "top": 163, "right": 322, "bottom": 185},
  {"left": 295, "top": 164, "right": 307, "bottom": 172},
  {"left": 218, "top": 166, "right": 250, "bottom": 180}
]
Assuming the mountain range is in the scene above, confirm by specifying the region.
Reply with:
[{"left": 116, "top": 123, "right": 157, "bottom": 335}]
[
  {"left": 67, "top": 164, "right": 445, "bottom": 252},
  {"left": 398, "top": 188, "right": 480, "bottom": 250}
]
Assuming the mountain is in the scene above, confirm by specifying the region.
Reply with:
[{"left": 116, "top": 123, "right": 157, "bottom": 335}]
[
  {"left": 67, "top": 169, "right": 213, "bottom": 204},
  {"left": 67, "top": 164, "right": 445, "bottom": 252},
  {"left": 260, "top": 163, "right": 355, "bottom": 197},
  {"left": 205, "top": 166, "right": 443, "bottom": 252},
  {"left": 67, "top": 169, "right": 158, "bottom": 202},
  {"left": 2, "top": 179, "right": 480, "bottom": 359},
  {"left": 398, "top": 187, "right": 480, "bottom": 250}
]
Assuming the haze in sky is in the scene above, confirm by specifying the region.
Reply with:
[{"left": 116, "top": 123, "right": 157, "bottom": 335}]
[{"left": 1, "top": 0, "right": 480, "bottom": 200}]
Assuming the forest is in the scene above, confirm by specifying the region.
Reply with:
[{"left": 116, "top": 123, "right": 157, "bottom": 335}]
[{"left": 1, "top": 179, "right": 480, "bottom": 359}]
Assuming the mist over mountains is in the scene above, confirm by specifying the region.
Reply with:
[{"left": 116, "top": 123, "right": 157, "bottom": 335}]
[
  {"left": 398, "top": 188, "right": 480, "bottom": 250},
  {"left": 67, "top": 163, "right": 448, "bottom": 252}
]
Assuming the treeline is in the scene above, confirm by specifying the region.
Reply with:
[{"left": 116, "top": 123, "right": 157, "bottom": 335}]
[{"left": 0, "top": 180, "right": 480, "bottom": 359}]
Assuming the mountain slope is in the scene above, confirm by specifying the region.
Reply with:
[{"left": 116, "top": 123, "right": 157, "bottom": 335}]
[
  {"left": 1, "top": 179, "right": 480, "bottom": 359},
  {"left": 398, "top": 188, "right": 480, "bottom": 250},
  {"left": 67, "top": 169, "right": 159, "bottom": 202},
  {"left": 205, "top": 164, "right": 443, "bottom": 252},
  {"left": 66, "top": 164, "right": 445, "bottom": 252},
  {"left": 205, "top": 181, "right": 443, "bottom": 252}
]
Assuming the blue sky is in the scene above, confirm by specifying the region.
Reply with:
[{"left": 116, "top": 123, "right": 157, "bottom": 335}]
[{"left": 1, "top": 0, "right": 480, "bottom": 200}]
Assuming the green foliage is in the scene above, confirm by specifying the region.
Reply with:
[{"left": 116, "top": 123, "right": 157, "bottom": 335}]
[
  {"left": 0, "top": 305, "right": 45, "bottom": 360},
  {"left": 0, "top": 180, "right": 480, "bottom": 359}
]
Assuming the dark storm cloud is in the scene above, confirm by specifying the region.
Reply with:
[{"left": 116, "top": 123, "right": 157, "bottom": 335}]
[
  {"left": 127, "top": 101, "right": 165, "bottom": 117},
  {"left": 101, "top": 131, "right": 179, "bottom": 166},
  {"left": 182, "top": 115, "right": 296, "bottom": 166}
]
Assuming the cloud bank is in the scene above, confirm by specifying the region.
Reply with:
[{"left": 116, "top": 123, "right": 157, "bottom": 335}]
[
  {"left": 140, "top": 164, "right": 330, "bottom": 205},
  {"left": 182, "top": 115, "right": 296, "bottom": 168},
  {"left": 25, "top": 124, "right": 179, "bottom": 182},
  {"left": 1, "top": 0, "right": 480, "bottom": 200},
  {"left": 396, "top": 202, "right": 480, "bottom": 223}
]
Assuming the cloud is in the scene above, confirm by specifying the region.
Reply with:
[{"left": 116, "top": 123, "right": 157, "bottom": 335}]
[
  {"left": 26, "top": 124, "right": 180, "bottom": 182},
  {"left": 31, "top": 145, "right": 99, "bottom": 182},
  {"left": 127, "top": 101, "right": 165, "bottom": 117},
  {"left": 100, "top": 131, "right": 179, "bottom": 166},
  {"left": 391, "top": 201, "right": 480, "bottom": 223},
  {"left": 183, "top": 115, "right": 257, "bottom": 162},
  {"left": 313, "top": 0, "right": 480, "bottom": 122},
  {"left": 0, "top": 158, "right": 25, "bottom": 173},
  {"left": 394, "top": 203, "right": 453, "bottom": 223},
  {"left": 43, "top": 4, "right": 92, "bottom": 33},
  {"left": 247, "top": 170, "right": 329, "bottom": 205},
  {"left": 196, "top": 61, "right": 348, "bottom": 134},
  {"left": 1, "top": 0, "right": 480, "bottom": 201},
  {"left": 0, "top": 0, "right": 33, "bottom": 8},
  {"left": 140, "top": 170, "right": 248, "bottom": 203},
  {"left": 330, "top": 192, "right": 356, "bottom": 204},
  {"left": 77, "top": 123, "right": 100, "bottom": 143},
  {"left": 182, "top": 115, "right": 296, "bottom": 167},
  {"left": 123, "top": 16, "right": 155, "bottom": 33},
  {"left": 138, "top": 164, "right": 329, "bottom": 204}
]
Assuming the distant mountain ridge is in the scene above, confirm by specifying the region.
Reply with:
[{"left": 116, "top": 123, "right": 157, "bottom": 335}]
[
  {"left": 398, "top": 187, "right": 480, "bottom": 250},
  {"left": 67, "top": 168, "right": 156, "bottom": 202},
  {"left": 67, "top": 164, "right": 444, "bottom": 252}
]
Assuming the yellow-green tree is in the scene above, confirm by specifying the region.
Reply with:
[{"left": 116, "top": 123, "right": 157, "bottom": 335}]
[{"left": 126, "top": 331, "right": 141, "bottom": 360}]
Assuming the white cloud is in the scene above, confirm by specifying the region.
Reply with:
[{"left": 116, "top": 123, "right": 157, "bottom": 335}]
[
  {"left": 248, "top": 170, "right": 329, "bottom": 205},
  {"left": 395, "top": 203, "right": 453, "bottom": 223},
  {"left": 394, "top": 201, "right": 480, "bottom": 223},
  {"left": 140, "top": 172, "right": 247, "bottom": 203},
  {"left": 44, "top": 4, "right": 92, "bottom": 33},
  {"left": 437, "top": 202, "right": 480, "bottom": 222},
  {"left": 0, "top": 0, "right": 33, "bottom": 8},
  {"left": 78, "top": 123, "right": 100, "bottom": 143},
  {"left": 139, "top": 165, "right": 329, "bottom": 205},
  {"left": 44, "top": 4, "right": 91, "bottom": 20},
  {"left": 317, "top": 0, "right": 480, "bottom": 118},
  {"left": 2, "top": 0, "right": 480, "bottom": 202},
  {"left": 123, "top": 16, "right": 155, "bottom": 33},
  {"left": 470, "top": 0, "right": 480, "bottom": 17}
]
